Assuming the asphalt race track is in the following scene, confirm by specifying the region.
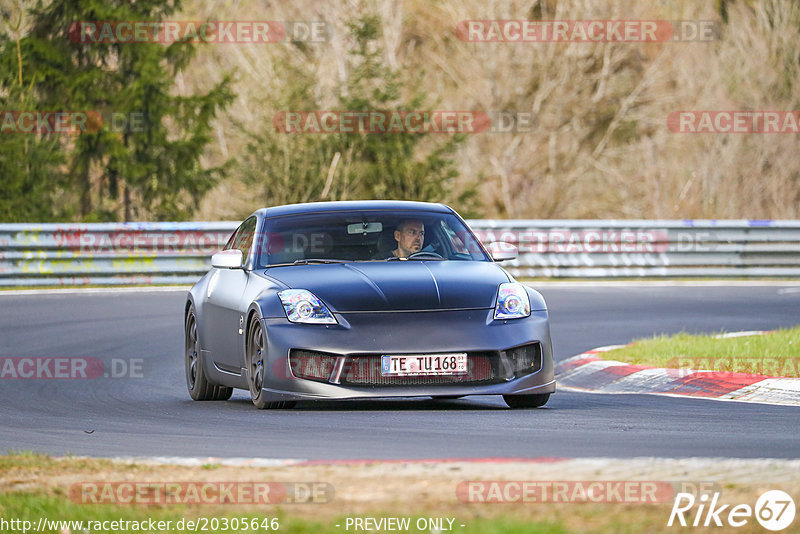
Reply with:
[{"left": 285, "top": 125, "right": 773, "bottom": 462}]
[{"left": 1, "top": 284, "right": 798, "bottom": 460}]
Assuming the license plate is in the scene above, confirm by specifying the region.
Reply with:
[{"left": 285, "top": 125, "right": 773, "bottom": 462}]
[{"left": 380, "top": 353, "right": 468, "bottom": 376}]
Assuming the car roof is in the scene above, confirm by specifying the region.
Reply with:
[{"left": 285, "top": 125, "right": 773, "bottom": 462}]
[{"left": 252, "top": 200, "right": 454, "bottom": 219}]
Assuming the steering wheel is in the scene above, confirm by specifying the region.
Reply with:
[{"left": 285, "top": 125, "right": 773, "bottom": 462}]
[{"left": 408, "top": 251, "right": 443, "bottom": 259}]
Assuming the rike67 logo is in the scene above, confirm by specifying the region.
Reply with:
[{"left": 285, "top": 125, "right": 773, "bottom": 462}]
[{"left": 668, "top": 490, "right": 795, "bottom": 531}]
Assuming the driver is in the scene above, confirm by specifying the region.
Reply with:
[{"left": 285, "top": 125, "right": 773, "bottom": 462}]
[{"left": 392, "top": 219, "right": 425, "bottom": 258}]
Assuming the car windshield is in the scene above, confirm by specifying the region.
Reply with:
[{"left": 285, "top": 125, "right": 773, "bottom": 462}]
[{"left": 254, "top": 210, "right": 489, "bottom": 267}]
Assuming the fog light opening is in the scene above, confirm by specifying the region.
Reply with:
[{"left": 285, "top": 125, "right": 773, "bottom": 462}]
[{"left": 505, "top": 343, "right": 542, "bottom": 378}]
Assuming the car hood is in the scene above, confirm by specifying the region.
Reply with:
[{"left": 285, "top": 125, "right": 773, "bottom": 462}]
[{"left": 262, "top": 261, "right": 510, "bottom": 312}]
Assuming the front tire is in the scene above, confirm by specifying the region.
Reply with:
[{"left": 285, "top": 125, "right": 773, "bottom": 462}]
[
  {"left": 503, "top": 393, "right": 550, "bottom": 408},
  {"left": 185, "top": 305, "right": 233, "bottom": 401},
  {"left": 246, "top": 317, "right": 296, "bottom": 410}
]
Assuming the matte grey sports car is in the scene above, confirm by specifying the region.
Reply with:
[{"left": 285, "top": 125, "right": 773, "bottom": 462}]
[{"left": 184, "top": 200, "right": 554, "bottom": 409}]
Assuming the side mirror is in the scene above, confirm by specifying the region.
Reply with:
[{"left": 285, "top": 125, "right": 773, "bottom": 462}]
[
  {"left": 487, "top": 242, "right": 518, "bottom": 262},
  {"left": 211, "top": 249, "right": 244, "bottom": 269}
]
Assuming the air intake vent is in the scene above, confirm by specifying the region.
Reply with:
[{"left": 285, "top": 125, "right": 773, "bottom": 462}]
[{"left": 504, "top": 343, "right": 542, "bottom": 378}]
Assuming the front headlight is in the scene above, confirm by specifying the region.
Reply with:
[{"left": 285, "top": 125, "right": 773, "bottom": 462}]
[
  {"left": 494, "top": 282, "right": 531, "bottom": 320},
  {"left": 278, "top": 289, "right": 337, "bottom": 324}
]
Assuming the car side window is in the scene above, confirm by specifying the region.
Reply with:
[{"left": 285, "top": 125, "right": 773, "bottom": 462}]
[
  {"left": 439, "top": 219, "right": 484, "bottom": 259},
  {"left": 227, "top": 217, "right": 257, "bottom": 265},
  {"left": 223, "top": 229, "right": 238, "bottom": 251}
]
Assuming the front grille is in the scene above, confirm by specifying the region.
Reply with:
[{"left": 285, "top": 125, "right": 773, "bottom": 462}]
[
  {"left": 340, "top": 352, "right": 504, "bottom": 386},
  {"left": 288, "top": 346, "right": 540, "bottom": 387}
]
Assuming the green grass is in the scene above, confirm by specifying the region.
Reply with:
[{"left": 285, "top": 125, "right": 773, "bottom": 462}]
[
  {"left": 0, "top": 451, "right": 117, "bottom": 472},
  {"left": 598, "top": 326, "right": 800, "bottom": 377},
  {"left": 0, "top": 452, "right": 723, "bottom": 534}
]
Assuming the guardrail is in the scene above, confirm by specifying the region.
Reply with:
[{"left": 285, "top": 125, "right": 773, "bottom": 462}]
[
  {"left": 469, "top": 220, "right": 800, "bottom": 278},
  {"left": 0, "top": 222, "right": 234, "bottom": 286},
  {"left": 1, "top": 220, "right": 799, "bottom": 286}
]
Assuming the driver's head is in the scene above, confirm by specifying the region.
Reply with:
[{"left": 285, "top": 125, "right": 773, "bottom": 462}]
[{"left": 394, "top": 219, "right": 425, "bottom": 257}]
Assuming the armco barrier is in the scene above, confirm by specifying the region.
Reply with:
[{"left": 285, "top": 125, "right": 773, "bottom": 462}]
[
  {"left": 0, "top": 222, "right": 235, "bottom": 286},
  {"left": 0, "top": 220, "right": 798, "bottom": 286},
  {"left": 469, "top": 219, "right": 800, "bottom": 278}
]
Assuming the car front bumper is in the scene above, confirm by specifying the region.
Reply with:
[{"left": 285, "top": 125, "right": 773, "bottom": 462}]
[{"left": 253, "top": 308, "right": 555, "bottom": 401}]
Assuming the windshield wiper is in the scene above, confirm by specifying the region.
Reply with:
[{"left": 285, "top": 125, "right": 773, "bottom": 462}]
[
  {"left": 265, "top": 258, "right": 349, "bottom": 268},
  {"left": 293, "top": 258, "right": 349, "bottom": 264},
  {"left": 405, "top": 254, "right": 444, "bottom": 261},
  {"left": 381, "top": 253, "right": 445, "bottom": 261}
]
